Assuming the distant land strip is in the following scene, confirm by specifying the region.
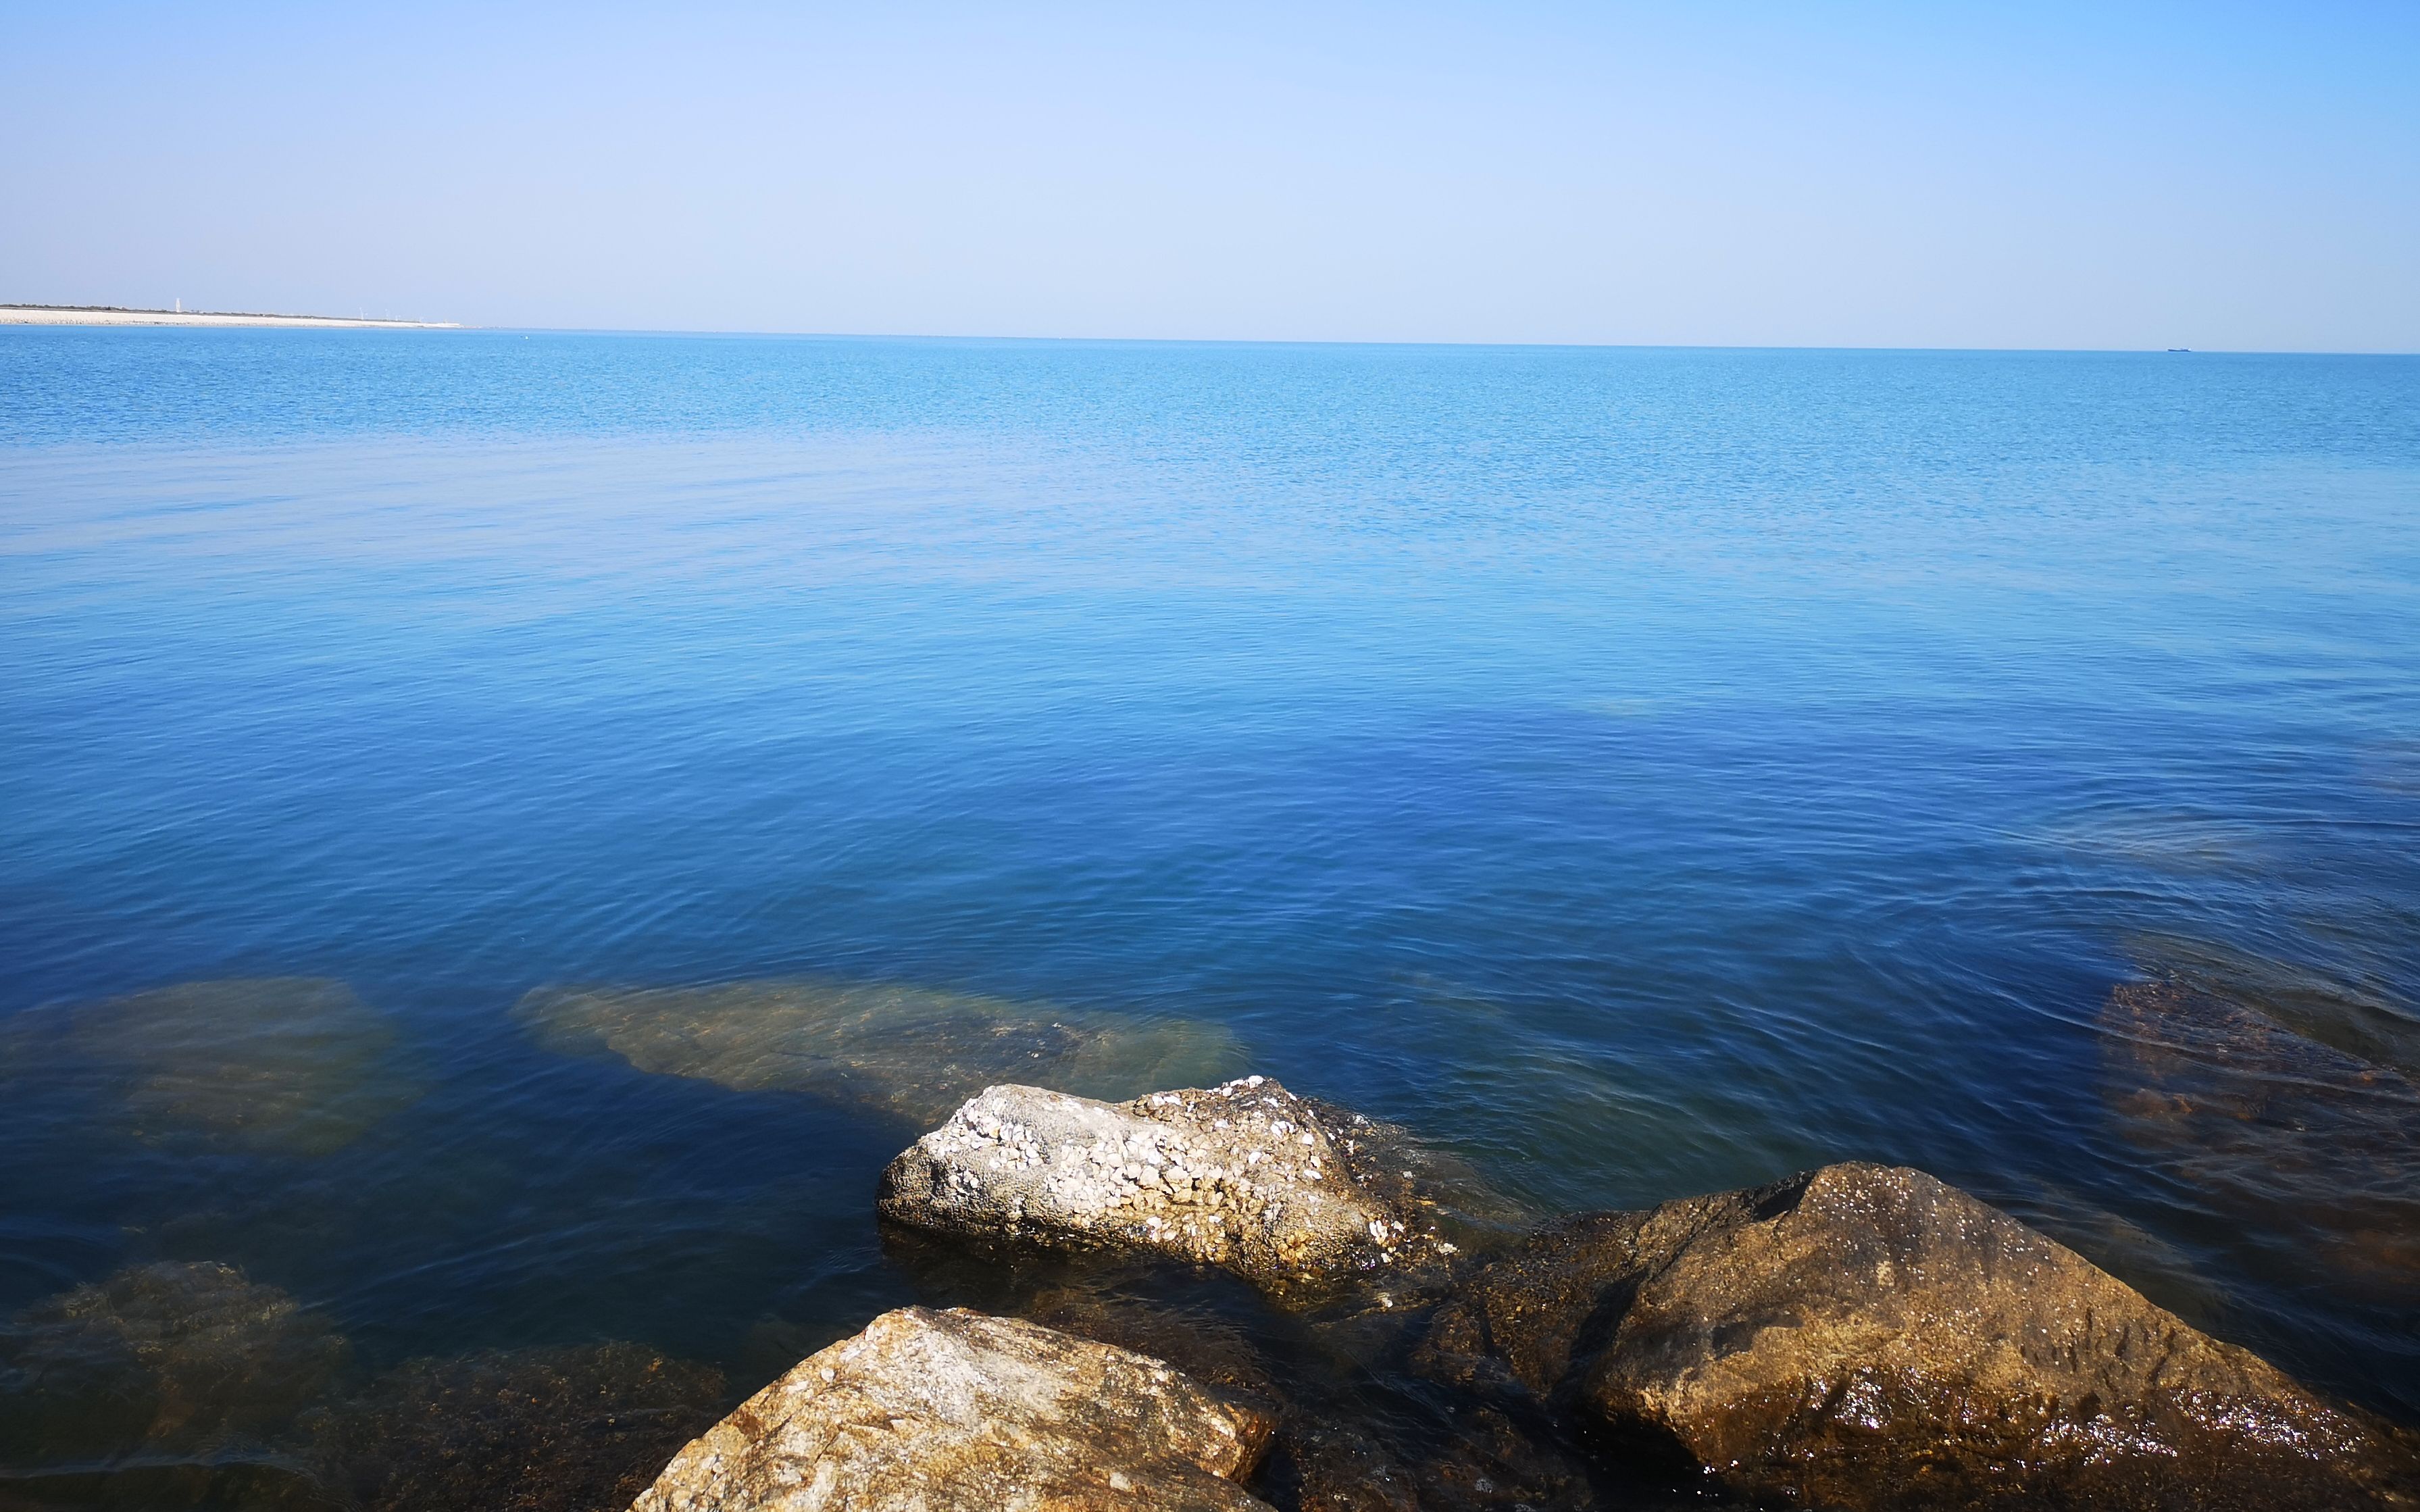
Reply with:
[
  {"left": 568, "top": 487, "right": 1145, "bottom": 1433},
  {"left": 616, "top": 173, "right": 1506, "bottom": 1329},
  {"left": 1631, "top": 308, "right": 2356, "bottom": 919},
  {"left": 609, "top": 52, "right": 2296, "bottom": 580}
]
[{"left": 1, "top": 303, "right": 461, "bottom": 328}]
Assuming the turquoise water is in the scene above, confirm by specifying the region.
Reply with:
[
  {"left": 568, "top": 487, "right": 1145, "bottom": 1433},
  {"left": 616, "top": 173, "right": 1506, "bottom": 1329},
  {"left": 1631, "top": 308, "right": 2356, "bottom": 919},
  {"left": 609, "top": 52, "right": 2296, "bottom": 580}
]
[{"left": 3, "top": 330, "right": 2418, "bottom": 1498}]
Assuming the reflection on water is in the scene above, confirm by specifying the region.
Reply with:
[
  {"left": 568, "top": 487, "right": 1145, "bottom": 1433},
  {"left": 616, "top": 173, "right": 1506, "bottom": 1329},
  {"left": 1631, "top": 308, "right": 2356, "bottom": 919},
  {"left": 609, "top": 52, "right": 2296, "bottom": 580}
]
[
  {"left": 515, "top": 978, "right": 1249, "bottom": 1126},
  {"left": 0, "top": 981, "right": 423, "bottom": 1157}
]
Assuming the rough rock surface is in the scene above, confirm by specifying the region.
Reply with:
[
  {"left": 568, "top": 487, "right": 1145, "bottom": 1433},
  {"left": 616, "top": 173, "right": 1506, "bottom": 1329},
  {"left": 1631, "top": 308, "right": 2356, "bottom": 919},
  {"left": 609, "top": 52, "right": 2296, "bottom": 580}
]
[
  {"left": 515, "top": 980, "right": 1244, "bottom": 1126},
  {"left": 880, "top": 1079, "right": 1444, "bottom": 1294},
  {"left": 1421, "top": 1163, "right": 2419, "bottom": 1509},
  {"left": 1009, "top": 1280, "right": 1597, "bottom": 1511},
  {"left": 628, "top": 1306, "right": 1275, "bottom": 1511}
]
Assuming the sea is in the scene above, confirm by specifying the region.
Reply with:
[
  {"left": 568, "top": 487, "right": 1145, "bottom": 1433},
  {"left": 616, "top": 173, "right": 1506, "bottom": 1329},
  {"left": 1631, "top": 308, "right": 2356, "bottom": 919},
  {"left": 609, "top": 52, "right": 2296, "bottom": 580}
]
[{"left": 2, "top": 328, "right": 2416, "bottom": 1505}]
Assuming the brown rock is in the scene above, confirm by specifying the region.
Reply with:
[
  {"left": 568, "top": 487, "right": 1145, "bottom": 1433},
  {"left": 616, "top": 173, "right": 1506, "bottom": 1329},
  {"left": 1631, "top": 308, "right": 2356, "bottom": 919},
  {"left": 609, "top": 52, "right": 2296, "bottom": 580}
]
[
  {"left": 1422, "top": 1163, "right": 2419, "bottom": 1509},
  {"left": 879, "top": 1079, "right": 1446, "bottom": 1296},
  {"left": 628, "top": 1306, "right": 1275, "bottom": 1511}
]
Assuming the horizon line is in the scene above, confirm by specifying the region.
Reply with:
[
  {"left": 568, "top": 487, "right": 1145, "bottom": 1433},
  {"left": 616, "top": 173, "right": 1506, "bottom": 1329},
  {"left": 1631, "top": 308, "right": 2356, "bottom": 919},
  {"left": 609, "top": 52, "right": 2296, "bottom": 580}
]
[{"left": 5, "top": 305, "right": 2413, "bottom": 357}]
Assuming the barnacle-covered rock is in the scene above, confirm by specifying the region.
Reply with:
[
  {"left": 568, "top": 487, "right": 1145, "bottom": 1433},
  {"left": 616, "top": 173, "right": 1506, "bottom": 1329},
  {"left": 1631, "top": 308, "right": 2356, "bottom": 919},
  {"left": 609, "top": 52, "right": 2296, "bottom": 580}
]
[{"left": 878, "top": 1078, "right": 1448, "bottom": 1295}]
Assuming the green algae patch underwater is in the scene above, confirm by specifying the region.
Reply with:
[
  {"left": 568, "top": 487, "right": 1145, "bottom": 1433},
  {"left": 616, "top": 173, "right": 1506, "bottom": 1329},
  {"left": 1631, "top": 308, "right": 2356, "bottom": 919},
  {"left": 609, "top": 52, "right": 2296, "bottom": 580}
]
[
  {"left": 0, "top": 980, "right": 428, "bottom": 1157},
  {"left": 512, "top": 978, "right": 1250, "bottom": 1126}
]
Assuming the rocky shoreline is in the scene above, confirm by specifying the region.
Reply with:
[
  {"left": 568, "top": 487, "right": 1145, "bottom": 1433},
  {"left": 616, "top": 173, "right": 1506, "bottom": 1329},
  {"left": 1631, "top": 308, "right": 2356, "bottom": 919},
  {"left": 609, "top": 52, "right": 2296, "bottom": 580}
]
[
  {"left": 5, "top": 978, "right": 2413, "bottom": 1509},
  {"left": 632, "top": 1077, "right": 2420, "bottom": 1511}
]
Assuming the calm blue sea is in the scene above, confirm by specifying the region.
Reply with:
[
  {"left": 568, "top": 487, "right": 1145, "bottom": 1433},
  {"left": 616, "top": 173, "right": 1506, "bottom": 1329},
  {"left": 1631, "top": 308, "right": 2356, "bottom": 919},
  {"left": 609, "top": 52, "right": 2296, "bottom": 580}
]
[{"left": 3, "top": 330, "right": 2417, "bottom": 1456}]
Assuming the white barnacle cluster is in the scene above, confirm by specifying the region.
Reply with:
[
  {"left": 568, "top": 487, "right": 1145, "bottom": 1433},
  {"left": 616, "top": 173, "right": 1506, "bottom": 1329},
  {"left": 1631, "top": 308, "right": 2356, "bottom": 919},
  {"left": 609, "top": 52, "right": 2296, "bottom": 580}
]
[
  {"left": 897, "top": 1078, "right": 1421, "bottom": 1283},
  {"left": 943, "top": 1101, "right": 1047, "bottom": 1173}
]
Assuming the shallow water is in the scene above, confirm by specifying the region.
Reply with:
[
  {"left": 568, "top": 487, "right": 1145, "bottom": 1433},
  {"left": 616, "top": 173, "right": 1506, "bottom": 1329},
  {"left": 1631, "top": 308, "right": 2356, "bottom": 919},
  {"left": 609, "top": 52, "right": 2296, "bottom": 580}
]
[{"left": 3, "top": 330, "right": 2417, "bottom": 1502}]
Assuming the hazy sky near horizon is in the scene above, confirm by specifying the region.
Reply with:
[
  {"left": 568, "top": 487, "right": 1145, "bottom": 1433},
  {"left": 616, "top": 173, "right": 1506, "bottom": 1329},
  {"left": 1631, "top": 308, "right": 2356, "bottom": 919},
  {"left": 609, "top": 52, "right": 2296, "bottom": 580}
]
[{"left": 5, "top": 3, "right": 2416, "bottom": 350}]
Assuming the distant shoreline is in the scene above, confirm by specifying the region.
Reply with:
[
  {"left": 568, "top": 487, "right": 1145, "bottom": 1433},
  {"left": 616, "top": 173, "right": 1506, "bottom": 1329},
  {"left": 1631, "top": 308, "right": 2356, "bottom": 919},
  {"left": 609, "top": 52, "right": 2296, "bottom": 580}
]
[{"left": 1, "top": 303, "right": 461, "bottom": 329}]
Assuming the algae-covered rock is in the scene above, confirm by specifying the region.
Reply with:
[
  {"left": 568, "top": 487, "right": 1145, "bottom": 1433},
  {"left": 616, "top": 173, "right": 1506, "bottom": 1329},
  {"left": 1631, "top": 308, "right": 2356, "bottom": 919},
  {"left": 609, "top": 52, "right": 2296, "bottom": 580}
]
[
  {"left": 0, "top": 978, "right": 423, "bottom": 1155},
  {"left": 880, "top": 1079, "right": 1448, "bottom": 1296},
  {"left": 301, "top": 1341, "right": 725, "bottom": 1512},
  {"left": 514, "top": 979, "right": 1246, "bottom": 1126},
  {"left": 1421, "top": 1163, "right": 2418, "bottom": 1509},
  {"left": 2102, "top": 977, "right": 2420, "bottom": 1296},
  {"left": 0, "top": 1261, "right": 349, "bottom": 1465},
  {"left": 630, "top": 1306, "right": 1275, "bottom": 1511}
]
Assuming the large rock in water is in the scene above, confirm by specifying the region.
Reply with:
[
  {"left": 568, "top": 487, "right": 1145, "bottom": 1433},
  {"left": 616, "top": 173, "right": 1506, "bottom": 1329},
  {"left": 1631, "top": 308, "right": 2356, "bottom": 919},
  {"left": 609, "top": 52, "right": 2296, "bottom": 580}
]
[
  {"left": 879, "top": 1078, "right": 1438, "bottom": 1294},
  {"left": 1419, "top": 1163, "right": 2418, "bottom": 1510},
  {"left": 628, "top": 1306, "right": 1275, "bottom": 1511}
]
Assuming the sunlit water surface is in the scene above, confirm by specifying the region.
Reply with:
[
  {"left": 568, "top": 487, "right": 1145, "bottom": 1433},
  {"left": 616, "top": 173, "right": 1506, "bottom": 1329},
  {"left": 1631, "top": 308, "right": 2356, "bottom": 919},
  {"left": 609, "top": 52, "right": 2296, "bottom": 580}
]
[{"left": 3, "top": 330, "right": 2417, "bottom": 1503}]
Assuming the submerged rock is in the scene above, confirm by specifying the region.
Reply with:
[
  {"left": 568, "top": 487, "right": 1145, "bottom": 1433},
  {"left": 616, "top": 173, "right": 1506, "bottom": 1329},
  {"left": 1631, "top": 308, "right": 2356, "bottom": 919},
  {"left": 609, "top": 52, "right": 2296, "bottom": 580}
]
[
  {"left": 514, "top": 979, "right": 1246, "bottom": 1126},
  {"left": 630, "top": 1305, "right": 1275, "bottom": 1511},
  {"left": 302, "top": 1341, "right": 724, "bottom": 1512},
  {"left": 0, "top": 978, "right": 422, "bottom": 1155},
  {"left": 883, "top": 1247, "right": 1600, "bottom": 1511},
  {"left": 1421, "top": 1163, "right": 2417, "bottom": 1509},
  {"left": 879, "top": 1079, "right": 1447, "bottom": 1295},
  {"left": 0, "top": 1261, "right": 349, "bottom": 1465},
  {"left": 2102, "top": 977, "right": 2420, "bottom": 1297}
]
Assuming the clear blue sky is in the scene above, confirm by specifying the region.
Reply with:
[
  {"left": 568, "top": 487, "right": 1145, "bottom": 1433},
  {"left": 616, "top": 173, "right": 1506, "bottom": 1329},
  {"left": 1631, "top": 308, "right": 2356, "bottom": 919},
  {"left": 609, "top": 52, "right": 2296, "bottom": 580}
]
[{"left": 5, "top": 2, "right": 2415, "bottom": 349}]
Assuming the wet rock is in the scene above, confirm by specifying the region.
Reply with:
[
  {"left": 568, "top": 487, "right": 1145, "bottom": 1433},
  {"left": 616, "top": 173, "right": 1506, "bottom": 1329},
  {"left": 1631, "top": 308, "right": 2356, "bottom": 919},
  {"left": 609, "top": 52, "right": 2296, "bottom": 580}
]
[
  {"left": 919, "top": 1262, "right": 1597, "bottom": 1511},
  {"left": 0, "top": 979, "right": 422, "bottom": 1156},
  {"left": 301, "top": 1341, "right": 724, "bottom": 1512},
  {"left": 1019, "top": 1284, "right": 1283, "bottom": 1405},
  {"left": 1261, "top": 1402, "right": 1602, "bottom": 1512},
  {"left": 0, "top": 1261, "right": 349, "bottom": 1465},
  {"left": 1421, "top": 1163, "right": 2419, "bottom": 1509},
  {"left": 1414, "top": 1198, "right": 1752, "bottom": 1408},
  {"left": 515, "top": 979, "right": 1246, "bottom": 1127},
  {"left": 2102, "top": 977, "right": 2420, "bottom": 1298},
  {"left": 629, "top": 1305, "right": 1275, "bottom": 1511},
  {"left": 880, "top": 1078, "right": 1448, "bottom": 1296}
]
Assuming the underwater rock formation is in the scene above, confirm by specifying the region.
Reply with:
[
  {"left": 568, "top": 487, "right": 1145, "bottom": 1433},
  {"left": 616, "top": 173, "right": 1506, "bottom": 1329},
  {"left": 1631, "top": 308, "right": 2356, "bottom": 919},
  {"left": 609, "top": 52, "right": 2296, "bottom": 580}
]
[
  {"left": 514, "top": 979, "right": 1246, "bottom": 1126},
  {"left": 302, "top": 1341, "right": 725, "bottom": 1512},
  {"left": 2102, "top": 977, "right": 2420, "bottom": 1297},
  {"left": 0, "top": 1261, "right": 349, "bottom": 1465},
  {"left": 880, "top": 1079, "right": 1448, "bottom": 1296},
  {"left": 629, "top": 1305, "right": 1274, "bottom": 1511},
  {"left": 0, "top": 978, "right": 422, "bottom": 1155},
  {"left": 1419, "top": 1163, "right": 2417, "bottom": 1510},
  {"left": 1011, "top": 1278, "right": 1595, "bottom": 1511}
]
